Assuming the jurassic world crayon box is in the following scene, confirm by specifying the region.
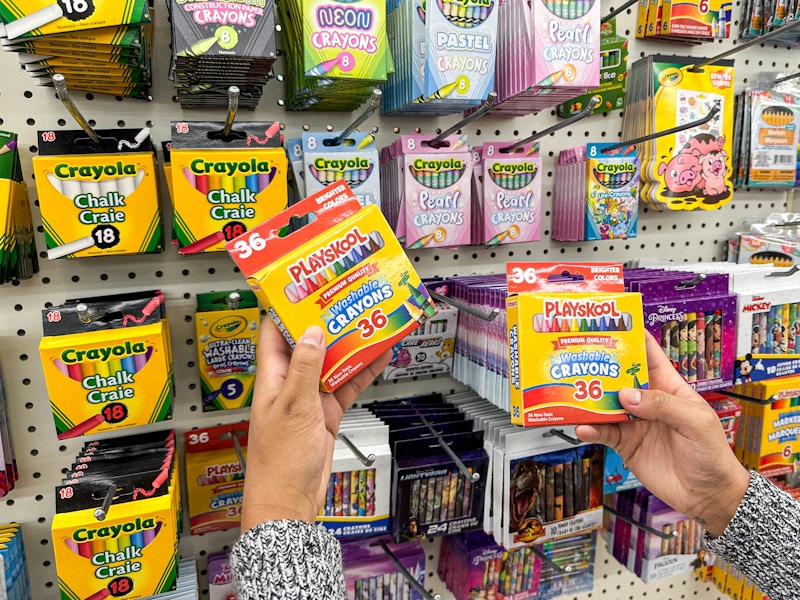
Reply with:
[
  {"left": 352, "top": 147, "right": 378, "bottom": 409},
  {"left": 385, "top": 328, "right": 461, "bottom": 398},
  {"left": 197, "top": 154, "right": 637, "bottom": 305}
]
[
  {"left": 226, "top": 180, "right": 436, "bottom": 392},
  {"left": 506, "top": 263, "right": 649, "bottom": 426}
]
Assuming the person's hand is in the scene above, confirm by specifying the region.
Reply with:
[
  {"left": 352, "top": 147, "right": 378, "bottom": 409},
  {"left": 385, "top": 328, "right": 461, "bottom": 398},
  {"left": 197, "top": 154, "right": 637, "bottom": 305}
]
[
  {"left": 575, "top": 330, "right": 751, "bottom": 538},
  {"left": 240, "top": 321, "right": 391, "bottom": 530}
]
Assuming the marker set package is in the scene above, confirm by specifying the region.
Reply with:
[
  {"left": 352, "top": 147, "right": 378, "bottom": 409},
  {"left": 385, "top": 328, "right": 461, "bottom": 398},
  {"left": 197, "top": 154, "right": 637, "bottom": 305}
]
[
  {"left": 318, "top": 416, "right": 391, "bottom": 538},
  {"left": 739, "top": 0, "right": 800, "bottom": 39},
  {"left": 168, "top": 120, "right": 287, "bottom": 255},
  {"left": 195, "top": 290, "right": 260, "bottom": 412},
  {"left": 0, "top": 524, "right": 31, "bottom": 600},
  {"left": 438, "top": 529, "right": 543, "bottom": 600},
  {"left": 342, "top": 536, "right": 427, "bottom": 600},
  {"left": 623, "top": 56, "right": 735, "bottom": 211},
  {"left": 52, "top": 429, "right": 181, "bottom": 600},
  {"left": 726, "top": 214, "right": 800, "bottom": 267},
  {"left": 635, "top": 0, "right": 731, "bottom": 41},
  {"left": 0, "top": 1, "right": 154, "bottom": 98},
  {"left": 380, "top": 134, "right": 473, "bottom": 249},
  {"left": 167, "top": 0, "right": 276, "bottom": 110},
  {"left": 227, "top": 180, "right": 434, "bottom": 393},
  {"left": 0, "top": 130, "right": 37, "bottom": 283},
  {"left": 39, "top": 291, "right": 174, "bottom": 439},
  {"left": 0, "top": 361, "right": 17, "bottom": 499},
  {"left": 557, "top": 18, "right": 629, "bottom": 118},
  {"left": 552, "top": 143, "right": 640, "bottom": 241},
  {"left": 382, "top": 0, "right": 498, "bottom": 115},
  {"left": 507, "top": 262, "right": 649, "bottom": 426},
  {"left": 278, "top": 0, "right": 393, "bottom": 111},
  {"left": 476, "top": 0, "right": 600, "bottom": 117},
  {"left": 732, "top": 86, "right": 800, "bottom": 188},
  {"left": 184, "top": 422, "right": 247, "bottom": 535},
  {"left": 32, "top": 128, "right": 163, "bottom": 260},
  {"left": 383, "top": 294, "right": 458, "bottom": 380},
  {"left": 301, "top": 131, "right": 381, "bottom": 208},
  {"left": 604, "top": 488, "right": 708, "bottom": 583}
]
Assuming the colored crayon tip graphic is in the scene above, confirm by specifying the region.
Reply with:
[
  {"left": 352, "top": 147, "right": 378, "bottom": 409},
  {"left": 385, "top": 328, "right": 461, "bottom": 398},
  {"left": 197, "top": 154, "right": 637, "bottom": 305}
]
[
  {"left": 534, "top": 70, "right": 564, "bottom": 87},
  {"left": 452, "top": 134, "right": 469, "bottom": 150},
  {"left": 485, "top": 229, "right": 511, "bottom": 247},
  {"left": 177, "top": 35, "right": 219, "bottom": 58},
  {"left": 412, "top": 80, "right": 459, "bottom": 103},
  {"left": 305, "top": 53, "right": 347, "bottom": 77},
  {"left": 406, "top": 231, "right": 438, "bottom": 249},
  {"left": 179, "top": 231, "right": 225, "bottom": 255},
  {"left": 357, "top": 132, "right": 376, "bottom": 149},
  {"left": 0, "top": 139, "right": 17, "bottom": 155}
]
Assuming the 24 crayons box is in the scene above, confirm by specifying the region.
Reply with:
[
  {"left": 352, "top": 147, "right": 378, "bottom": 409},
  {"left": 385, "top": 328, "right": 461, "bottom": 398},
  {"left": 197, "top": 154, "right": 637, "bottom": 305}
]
[
  {"left": 226, "top": 180, "right": 435, "bottom": 392},
  {"left": 506, "top": 262, "right": 649, "bottom": 426}
]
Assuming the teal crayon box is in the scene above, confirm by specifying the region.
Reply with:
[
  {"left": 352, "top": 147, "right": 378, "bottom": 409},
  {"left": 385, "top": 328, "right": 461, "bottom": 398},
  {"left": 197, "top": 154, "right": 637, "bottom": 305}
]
[
  {"left": 556, "top": 18, "right": 628, "bottom": 117},
  {"left": 302, "top": 131, "right": 380, "bottom": 207},
  {"left": 423, "top": 0, "right": 499, "bottom": 104},
  {"left": 585, "top": 142, "right": 639, "bottom": 241}
]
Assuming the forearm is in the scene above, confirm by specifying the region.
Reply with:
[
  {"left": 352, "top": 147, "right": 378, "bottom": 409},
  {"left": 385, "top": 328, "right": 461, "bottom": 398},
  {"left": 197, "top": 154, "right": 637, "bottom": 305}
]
[
  {"left": 705, "top": 471, "right": 800, "bottom": 600},
  {"left": 231, "top": 520, "right": 346, "bottom": 600}
]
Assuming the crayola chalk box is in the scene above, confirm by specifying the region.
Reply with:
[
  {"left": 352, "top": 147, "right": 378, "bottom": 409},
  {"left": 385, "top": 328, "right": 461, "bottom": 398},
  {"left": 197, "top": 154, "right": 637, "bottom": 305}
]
[
  {"left": 226, "top": 180, "right": 435, "bottom": 392},
  {"left": 506, "top": 263, "right": 649, "bottom": 426},
  {"left": 0, "top": 1, "right": 151, "bottom": 39}
]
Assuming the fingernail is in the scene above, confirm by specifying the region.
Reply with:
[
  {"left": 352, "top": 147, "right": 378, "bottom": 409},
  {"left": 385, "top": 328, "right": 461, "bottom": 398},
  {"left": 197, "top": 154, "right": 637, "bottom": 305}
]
[
  {"left": 621, "top": 388, "right": 641, "bottom": 406},
  {"left": 299, "top": 326, "right": 325, "bottom": 348}
]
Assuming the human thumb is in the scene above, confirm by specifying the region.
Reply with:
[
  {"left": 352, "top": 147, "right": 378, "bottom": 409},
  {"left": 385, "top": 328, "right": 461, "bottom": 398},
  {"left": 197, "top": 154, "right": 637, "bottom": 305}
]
[
  {"left": 281, "top": 326, "right": 327, "bottom": 410},
  {"left": 618, "top": 387, "right": 702, "bottom": 433}
]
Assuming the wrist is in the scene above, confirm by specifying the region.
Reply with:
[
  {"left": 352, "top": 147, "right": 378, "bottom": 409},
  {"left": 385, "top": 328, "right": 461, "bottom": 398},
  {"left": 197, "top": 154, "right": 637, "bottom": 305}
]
[
  {"left": 241, "top": 502, "right": 318, "bottom": 530},
  {"left": 694, "top": 465, "right": 751, "bottom": 538}
]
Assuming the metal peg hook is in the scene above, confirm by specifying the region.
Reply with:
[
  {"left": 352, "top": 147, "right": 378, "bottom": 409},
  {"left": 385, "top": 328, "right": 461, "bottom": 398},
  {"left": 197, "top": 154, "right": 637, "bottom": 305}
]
[
  {"left": 222, "top": 86, "right": 240, "bottom": 136},
  {"left": 428, "top": 91, "right": 497, "bottom": 148},
  {"left": 603, "top": 504, "right": 680, "bottom": 540},
  {"left": 774, "top": 70, "right": 800, "bottom": 84},
  {"left": 232, "top": 432, "right": 247, "bottom": 476},
  {"left": 52, "top": 74, "right": 100, "bottom": 144},
  {"left": 502, "top": 97, "right": 601, "bottom": 153},
  {"left": 331, "top": 90, "right": 382, "bottom": 146},
  {"left": 337, "top": 433, "right": 376, "bottom": 467},
  {"left": 547, "top": 428, "right": 582, "bottom": 445},
  {"left": 601, "top": 0, "right": 639, "bottom": 23},
  {"left": 426, "top": 289, "right": 500, "bottom": 322},
  {"left": 530, "top": 546, "right": 573, "bottom": 573},
  {"left": 418, "top": 414, "right": 480, "bottom": 481},
  {"left": 94, "top": 485, "right": 117, "bottom": 521},
  {"left": 374, "top": 540, "right": 442, "bottom": 600}
]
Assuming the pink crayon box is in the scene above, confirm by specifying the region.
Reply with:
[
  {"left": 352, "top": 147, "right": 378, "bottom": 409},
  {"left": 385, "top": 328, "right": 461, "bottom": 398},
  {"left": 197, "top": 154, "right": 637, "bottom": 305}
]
[
  {"left": 401, "top": 134, "right": 473, "bottom": 250},
  {"left": 481, "top": 142, "right": 542, "bottom": 246}
]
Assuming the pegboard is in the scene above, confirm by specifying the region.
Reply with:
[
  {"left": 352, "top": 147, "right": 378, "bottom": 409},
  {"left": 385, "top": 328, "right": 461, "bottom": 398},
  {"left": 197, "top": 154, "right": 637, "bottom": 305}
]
[{"left": 0, "top": 2, "right": 797, "bottom": 598}]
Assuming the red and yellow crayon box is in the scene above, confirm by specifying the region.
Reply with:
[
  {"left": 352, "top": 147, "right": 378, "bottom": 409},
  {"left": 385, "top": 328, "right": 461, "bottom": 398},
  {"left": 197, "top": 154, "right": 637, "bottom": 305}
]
[
  {"left": 506, "top": 263, "right": 649, "bottom": 426},
  {"left": 226, "top": 180, "right": 435, "bottom": 392}
]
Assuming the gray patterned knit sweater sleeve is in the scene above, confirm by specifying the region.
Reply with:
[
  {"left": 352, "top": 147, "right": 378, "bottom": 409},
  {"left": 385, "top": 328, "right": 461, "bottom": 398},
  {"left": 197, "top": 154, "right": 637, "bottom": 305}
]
[
  {"left": 705, "top": 471, "right": 800, "bottom": 600},
  {"left": 231, "top": 520, "right": 346, "bottom": 599}
]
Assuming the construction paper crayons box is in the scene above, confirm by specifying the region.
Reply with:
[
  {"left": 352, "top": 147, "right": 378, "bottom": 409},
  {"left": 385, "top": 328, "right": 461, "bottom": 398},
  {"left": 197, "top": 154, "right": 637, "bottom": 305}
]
[
  {"left": 506, "top": 263, "right": 649, "bottom": 426},
  {"left": 382, "top": 299, "right": 458, "bottom": 380},
  {"left": 226, "top": 180, "right": 436, "bottom": 392}
]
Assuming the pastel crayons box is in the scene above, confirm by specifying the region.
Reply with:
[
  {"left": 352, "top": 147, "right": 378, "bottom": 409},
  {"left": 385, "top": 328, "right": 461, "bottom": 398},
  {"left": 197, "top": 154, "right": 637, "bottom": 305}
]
[
  {"left": 506, "top": 263, "right": 649, "bottom": 426},
  {"left": 227, "top": 180, "right": 435, "bottom": 392}
]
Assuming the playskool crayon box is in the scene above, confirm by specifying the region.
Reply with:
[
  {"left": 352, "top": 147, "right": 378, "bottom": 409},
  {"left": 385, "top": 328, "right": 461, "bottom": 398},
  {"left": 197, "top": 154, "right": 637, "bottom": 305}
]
[
  {"left": 506, "top": 263, "right": 649, "bottom": 426},
  {"left": 226, "top": 180, "right": 435, "bottom": 392}
]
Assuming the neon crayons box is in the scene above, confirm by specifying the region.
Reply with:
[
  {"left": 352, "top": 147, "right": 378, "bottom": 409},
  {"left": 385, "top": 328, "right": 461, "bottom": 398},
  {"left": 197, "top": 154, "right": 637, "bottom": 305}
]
[
  {"left": 303, "top": 131, "right": 380, "bottom": 208},
  {"left": 51, "top": 466, "right": 179, "bottom": 600},
  {"left": 317, "top": 425, "right": 390, "bottom": 538},
  {"left": 341, "top": 536, "right": 427, "bottom": 600},
  {"left": 400, "top": 134, "right": 472, "bottom": 249},
  {"left": 39, "top": 291, "right": 173, "bottom": 438},
  {"left": 392, "top": 431, "right": 488, "bottom": 542},
  {"left": 480, "top": 142, "right": 542, "bottom": 246},
  {"left": 184, "top": 422, "right": 247, "bottom": 535},
  {"left": 170, "top": 121, "right": 288, "bottom": 253},
  {"left": 226, "top": 180, "right": 435, "bottom": 392},
  {"left": 556, "top": 18, "right": 628, "bottom": 118},
  {"left": 195, "top": 290, "right": 260, "bottom": 412},
  {"left": 32, "top": 128, "right": 163, "bottom": 258},
  {"left": 506, "top": 263, "right": 649, "bottom": 426},
  {"left": 0, "top": 1, "right": 151, "bottom": 39},
  {"left": 637, "top": 272, "right": 736, "bottom": 392}
]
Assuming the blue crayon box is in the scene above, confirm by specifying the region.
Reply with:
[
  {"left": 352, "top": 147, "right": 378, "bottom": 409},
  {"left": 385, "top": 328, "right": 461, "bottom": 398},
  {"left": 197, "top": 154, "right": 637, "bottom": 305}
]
[{"left": 303, "top": 131, "right": 380, "bottom": 207}]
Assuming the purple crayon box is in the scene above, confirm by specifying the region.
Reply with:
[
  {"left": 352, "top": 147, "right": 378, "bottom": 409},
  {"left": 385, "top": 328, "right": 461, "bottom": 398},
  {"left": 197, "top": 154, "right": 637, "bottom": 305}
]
[
  {"left": 532, "top": 0, "right": 600, "bottom": 89},
  {"left": 401, "top": 134, "right": 473, "bottom": 249},
  {"left": 481, "top": 142, "right": 542, "bottom": 246},
  {"left": 342, "top": 535, "right": 427, "bottom": 600}
]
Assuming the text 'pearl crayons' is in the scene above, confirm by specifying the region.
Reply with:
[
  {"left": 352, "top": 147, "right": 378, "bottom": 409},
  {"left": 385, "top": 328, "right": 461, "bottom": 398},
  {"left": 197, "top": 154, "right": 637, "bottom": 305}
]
[
  {"left": 169, "top": 121, "right": 288, "bottom": 253},
  {"left": 39, "top": 292, "right": 173, "bottom": 438},
  {"left": 227, "top": 180, "right": 435, "bottom": 393}
]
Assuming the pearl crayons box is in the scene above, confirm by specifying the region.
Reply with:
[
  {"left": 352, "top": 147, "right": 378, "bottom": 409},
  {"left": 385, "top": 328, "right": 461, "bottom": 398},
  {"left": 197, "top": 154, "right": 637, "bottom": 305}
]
[
  {"left": 226, "top": 180, "right": 435, "bottom": 392},
  {"left": 32, "top": 128, "right": 163, "bottom": 259},
  {"left": 506, "top": 262, "right": 649, "bottom": 426},
  {"left": 170, "top": 121, "right": 287, "bottom": 254}
]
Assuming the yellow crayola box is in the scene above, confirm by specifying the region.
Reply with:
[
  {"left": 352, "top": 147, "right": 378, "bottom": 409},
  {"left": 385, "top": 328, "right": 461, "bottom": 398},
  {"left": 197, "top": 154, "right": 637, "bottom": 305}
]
[
  {"left": 39, "top": 292, "right": 173, "bottom": 439},
  {"left": 226, "top": 180, "right": 436, "bottom": 392},
  {"left": 32, "top": 129, "right": 163, "bottom": 259},
  {"left": 506, "top": 263, "right": 649, "bottom": 426},
  {"left": 51, "top": 473, "right": 178, "bottom": 600},
  {"left": 184, "top": 422, "right": 248, "bottom": 535},
  {"left": 170, "top": 121, "right": 288, "bottom": 254},
  {"left": 0, "top": 1, "right": 151, "bottom": 39}
]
